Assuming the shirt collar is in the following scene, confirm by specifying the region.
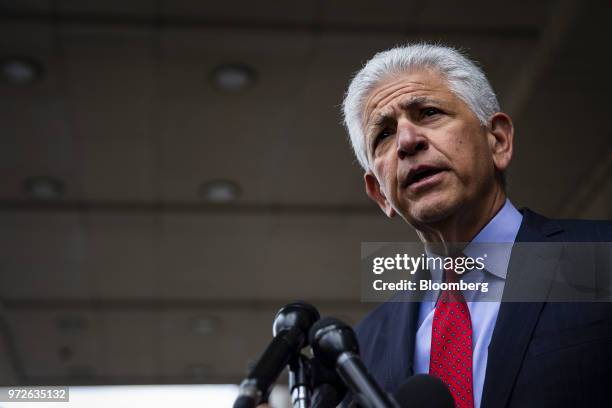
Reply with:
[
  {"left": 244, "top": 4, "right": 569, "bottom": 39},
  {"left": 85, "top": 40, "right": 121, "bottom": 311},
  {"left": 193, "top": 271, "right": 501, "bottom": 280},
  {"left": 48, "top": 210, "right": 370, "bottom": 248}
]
[
  {"left": 425, "top": 199, "right": 523, "bottom": 280},
  {"left": 463, "top": 199, "right": 522, "bottom": 279}
]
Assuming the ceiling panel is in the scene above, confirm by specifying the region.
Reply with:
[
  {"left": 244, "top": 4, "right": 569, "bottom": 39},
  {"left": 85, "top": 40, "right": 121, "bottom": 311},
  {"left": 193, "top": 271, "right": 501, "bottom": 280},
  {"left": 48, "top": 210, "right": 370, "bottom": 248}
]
[
  {"left": 5, "top": 306, "right": 369, "bottom": 383},
  {"left": 415, "top": 0, "right": 557, "bottom": 28},
  {"left": 57, "top": 0, "right": 156, "bottom": 16},
  {"left": 0, "top": 211, "right": 413, "bottom": 301},
  {"left": 85, "top": 214, "right": 158, "bottom": 299},
  {"left": 0, "top": 212, "right": 91, "bottom": 299},
  {"left": 159, "top": 306, "right": 368, "bottom": 382},
  {"left": 0, "top": 0, "right": 53, "bottom": 13},
  {"left": 159, "top": 309, "right": 271, "bottom": 380},
  {"left": 7, "top": 310, "right": 100, "bottom": 380},
  {"left": 0, "top": 22, "right": 77, "bottom": 200},
  {"left": 159, "top": 0, "right": 317, "bottom": 24},
  {"left": 156, "top": 212, "right": 415, "bottom": 300},
  {"left": 96, "top": 311, "right": 157, "bottom": 377},
  {"left": 61, "top": 26, "right": 157, "bottom": 201},
  {"left": 319, "top": 0, "right": 422, "bottom": 26},
  {"left": 0, "top": 316, "right": 18, "bottom": 383},
  {"left": 156, "top": 29, "right": 318, "bottom": 203}
]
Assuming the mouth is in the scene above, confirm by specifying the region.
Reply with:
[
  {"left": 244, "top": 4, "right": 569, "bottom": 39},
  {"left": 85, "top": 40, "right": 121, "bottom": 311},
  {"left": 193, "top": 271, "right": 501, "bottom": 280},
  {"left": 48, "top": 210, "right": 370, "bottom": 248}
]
[{"left": 403, "top": 165, "right": 448, "bottom": 190}]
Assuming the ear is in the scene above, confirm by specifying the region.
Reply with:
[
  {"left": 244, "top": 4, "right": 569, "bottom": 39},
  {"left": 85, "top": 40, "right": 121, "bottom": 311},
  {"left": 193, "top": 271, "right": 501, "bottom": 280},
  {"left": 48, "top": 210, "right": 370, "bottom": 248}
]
[
  {"left": 364, "top": 172, "right": 396, "bottom": 218},
  {"left": 487, "top": 112, "right": 514, "bottom": 173}
]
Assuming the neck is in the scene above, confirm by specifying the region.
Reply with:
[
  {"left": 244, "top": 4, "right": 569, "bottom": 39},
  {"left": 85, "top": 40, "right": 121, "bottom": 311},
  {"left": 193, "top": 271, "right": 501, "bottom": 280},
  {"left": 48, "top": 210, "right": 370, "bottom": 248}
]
[{"left": 416, "top": 185, "right": 506, "bottom": 248}]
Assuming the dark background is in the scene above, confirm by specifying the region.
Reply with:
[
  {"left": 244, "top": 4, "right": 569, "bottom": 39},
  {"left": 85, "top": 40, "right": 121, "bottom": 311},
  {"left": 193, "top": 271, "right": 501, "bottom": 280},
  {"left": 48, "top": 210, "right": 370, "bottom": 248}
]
[{"left": 0, "top": 0, "right": 610, "bottom": 387}]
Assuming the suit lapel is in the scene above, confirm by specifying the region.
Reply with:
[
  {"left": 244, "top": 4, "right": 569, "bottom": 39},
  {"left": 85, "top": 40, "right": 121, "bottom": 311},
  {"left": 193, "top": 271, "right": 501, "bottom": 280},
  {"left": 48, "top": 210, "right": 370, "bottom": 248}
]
[
  {"left": 480, "top": 209, "right": 564, "bottom": 408},
  {"left": 388, "top": 267, "right": 429, "bottom": 389},
  {"left": 393, "top": 301, "right": 421, "bottom": 380}
]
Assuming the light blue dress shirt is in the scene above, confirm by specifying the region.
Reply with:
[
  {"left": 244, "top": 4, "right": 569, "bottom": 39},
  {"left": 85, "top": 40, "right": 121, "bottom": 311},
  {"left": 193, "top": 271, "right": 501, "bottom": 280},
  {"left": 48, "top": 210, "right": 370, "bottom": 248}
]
[{"left": 413, "top": 199, "right": 523, "bottom": 408}]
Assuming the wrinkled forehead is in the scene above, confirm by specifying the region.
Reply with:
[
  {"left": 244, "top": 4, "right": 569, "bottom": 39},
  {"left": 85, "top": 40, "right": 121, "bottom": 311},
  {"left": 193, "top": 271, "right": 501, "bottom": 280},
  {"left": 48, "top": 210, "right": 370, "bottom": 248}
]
[{"left": 359, "top": 68, "right": 453, "bottom": 128}]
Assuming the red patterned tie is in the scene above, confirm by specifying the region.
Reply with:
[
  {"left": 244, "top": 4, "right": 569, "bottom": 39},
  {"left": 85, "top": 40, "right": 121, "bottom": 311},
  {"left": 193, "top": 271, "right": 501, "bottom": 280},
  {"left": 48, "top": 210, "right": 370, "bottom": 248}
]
[{"left": 429, "top": 268, "right": 474, "bottom": 408}]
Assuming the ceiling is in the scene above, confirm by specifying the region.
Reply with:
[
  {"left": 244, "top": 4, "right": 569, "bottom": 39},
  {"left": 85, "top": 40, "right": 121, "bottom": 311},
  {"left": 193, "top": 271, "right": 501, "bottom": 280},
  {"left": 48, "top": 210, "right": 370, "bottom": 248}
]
[{"left": 0, "top": 0, "right": 610, "bottom": 387}]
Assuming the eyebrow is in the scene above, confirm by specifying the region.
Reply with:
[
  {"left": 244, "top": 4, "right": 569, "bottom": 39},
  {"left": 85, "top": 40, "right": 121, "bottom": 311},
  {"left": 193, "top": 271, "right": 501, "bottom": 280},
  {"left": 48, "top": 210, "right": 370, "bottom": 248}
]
[
  {"left": 370, "top": 96, "right": 443, "bottom": 128},
  {"left": 398, "top": 96, "right": 440, "bottom": 110}
]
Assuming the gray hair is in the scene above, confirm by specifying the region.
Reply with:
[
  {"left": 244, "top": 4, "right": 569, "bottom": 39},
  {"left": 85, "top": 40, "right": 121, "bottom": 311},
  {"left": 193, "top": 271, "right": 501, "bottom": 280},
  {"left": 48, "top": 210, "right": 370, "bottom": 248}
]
[{"left": 342, "top": 43, "right": 501, "bottom": 170}]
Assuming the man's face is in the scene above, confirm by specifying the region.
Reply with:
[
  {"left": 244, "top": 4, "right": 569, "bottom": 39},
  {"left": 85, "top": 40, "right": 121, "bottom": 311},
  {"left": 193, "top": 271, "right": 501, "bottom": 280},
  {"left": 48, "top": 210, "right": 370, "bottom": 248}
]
[{"left": 362, "top": 69, "right": 500, "bottom": 227}]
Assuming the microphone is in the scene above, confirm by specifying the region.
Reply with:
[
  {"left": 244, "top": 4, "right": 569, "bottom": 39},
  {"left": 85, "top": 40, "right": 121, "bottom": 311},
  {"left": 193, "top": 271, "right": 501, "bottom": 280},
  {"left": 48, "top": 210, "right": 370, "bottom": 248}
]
[
  {"left": 310, "top": 357, "right": 347, "bottom": 408},
  {"left": 393, "top": 374, "right": 454, "bottom": 408},
  {"left": 309, "top": 317, "right": 396, "bottom": 408},
  {"left": 288, "top": 354, "right": 310, "bottom": 408},
  {"left": 234, "top": 301, "right": 320, "bottom": 408}
]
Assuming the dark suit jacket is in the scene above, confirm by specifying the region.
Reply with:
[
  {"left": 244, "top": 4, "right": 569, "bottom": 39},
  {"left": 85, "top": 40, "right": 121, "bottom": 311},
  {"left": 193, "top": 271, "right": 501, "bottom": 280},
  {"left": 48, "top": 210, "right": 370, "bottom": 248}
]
[{"left": 354, "top": 209, "right": 612, "bottom": 407}]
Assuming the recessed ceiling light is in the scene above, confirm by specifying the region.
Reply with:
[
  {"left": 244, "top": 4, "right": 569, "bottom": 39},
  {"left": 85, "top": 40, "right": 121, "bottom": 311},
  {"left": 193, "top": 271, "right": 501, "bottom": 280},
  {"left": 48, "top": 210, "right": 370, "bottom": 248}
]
[
  {"left": 58, "top": 345, "right": 74, "bottom": 362},
  {"left": 187, "top": 364, "right": 211, "bottom": 380},
  {"left": 191, "top": 316, "right": 217, "bottom": 335},
  {"left": 57, "top": 315, "right": 88, "bottom": 335},
  {"left": 23, "top": 176, "right": 65, "bottom": 200},
  {"left": 200, "top": 180, "right": 240, "bottom": 203},
  {"left": 0, "top": 57, "right": 43, "bottom": 84},
  {"left": 66, "top": 365, "right": 95, "bottom": 379},
  {"left": 211, "top": 63, "right": 256, "bottom": 92}
]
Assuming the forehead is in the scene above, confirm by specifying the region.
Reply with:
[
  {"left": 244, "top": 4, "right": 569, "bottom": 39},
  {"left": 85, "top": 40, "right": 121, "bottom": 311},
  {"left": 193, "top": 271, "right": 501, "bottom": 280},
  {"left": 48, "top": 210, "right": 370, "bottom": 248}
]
[{"left": 361, "top": 69, "right": 455, "bottom": 125}]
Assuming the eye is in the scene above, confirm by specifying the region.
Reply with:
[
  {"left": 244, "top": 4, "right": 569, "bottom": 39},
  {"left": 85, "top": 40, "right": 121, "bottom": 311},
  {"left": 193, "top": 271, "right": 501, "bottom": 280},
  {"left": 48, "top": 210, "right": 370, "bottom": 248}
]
[
  {"left": 378, "top": 128, "right": 393, "bottom": 140},
  {"left": 373, "top": 128, "right": 394, "bottom": 150},
  {"left": 421, "top": 107, "right": 442, "bottom": 118}
]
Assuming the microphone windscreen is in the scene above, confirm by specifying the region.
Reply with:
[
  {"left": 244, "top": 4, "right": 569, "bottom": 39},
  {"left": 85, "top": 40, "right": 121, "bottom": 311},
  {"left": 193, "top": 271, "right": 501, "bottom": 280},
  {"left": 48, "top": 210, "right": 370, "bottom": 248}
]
[
  {"left": 393, "top": 374, "right": 454, "bottom": 408},
  {"left": 232, "top": 395, "right": 256, "bottom": 408},
  {"left": 272, "top": 301, "right": 320, "bottom": 339},
  {"left": 308, "top": 317, "right": 359, "bottom": 368},
  {"left": 308, "top": 316, "right": 347, "bottom": 347}
]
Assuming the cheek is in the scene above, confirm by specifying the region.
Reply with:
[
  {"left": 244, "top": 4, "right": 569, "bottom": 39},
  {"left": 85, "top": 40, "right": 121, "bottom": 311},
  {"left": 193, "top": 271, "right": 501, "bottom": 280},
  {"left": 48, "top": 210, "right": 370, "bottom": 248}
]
[
  {"left": 375, "top": 150, "right": 394, "bottom": 176},
  {"left": 444, "top": 133, "right": 473, "bottom": 176},
  {"left": 451, "top": 130, "right": 490, "bottom": 179},
  {"left": 375, "top": 157, "right": 399, "bottom": 198}
]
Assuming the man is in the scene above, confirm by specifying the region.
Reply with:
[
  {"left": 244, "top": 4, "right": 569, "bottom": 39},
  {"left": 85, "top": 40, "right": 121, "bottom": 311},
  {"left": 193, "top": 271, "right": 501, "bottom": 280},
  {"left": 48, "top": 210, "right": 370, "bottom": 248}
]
[{"left": 342, "top": 43, "right": 612, "bottom": 407}]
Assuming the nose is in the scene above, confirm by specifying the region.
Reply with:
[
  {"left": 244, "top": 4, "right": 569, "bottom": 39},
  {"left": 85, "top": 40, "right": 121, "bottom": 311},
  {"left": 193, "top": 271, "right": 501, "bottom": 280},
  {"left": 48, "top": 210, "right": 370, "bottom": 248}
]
[{"left": 396, "top": 121, "right": 428, "bottom": 160}]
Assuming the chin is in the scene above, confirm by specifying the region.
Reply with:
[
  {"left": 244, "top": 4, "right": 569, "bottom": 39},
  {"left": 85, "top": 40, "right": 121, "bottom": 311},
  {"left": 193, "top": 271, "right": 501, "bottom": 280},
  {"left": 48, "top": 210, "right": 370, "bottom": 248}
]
[{"left": 401, "top": 191, "right": 459, "bottom": 226}]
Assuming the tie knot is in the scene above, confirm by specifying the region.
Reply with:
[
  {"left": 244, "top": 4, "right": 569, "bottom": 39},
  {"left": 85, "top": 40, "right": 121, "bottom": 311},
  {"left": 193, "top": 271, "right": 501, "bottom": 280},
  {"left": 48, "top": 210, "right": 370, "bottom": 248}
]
[
  {"left": 438, "top": 267, "right": 466, "bottom": 304},
  {"left": 444, "top": 267, "right": 461, "bottom": 284}
]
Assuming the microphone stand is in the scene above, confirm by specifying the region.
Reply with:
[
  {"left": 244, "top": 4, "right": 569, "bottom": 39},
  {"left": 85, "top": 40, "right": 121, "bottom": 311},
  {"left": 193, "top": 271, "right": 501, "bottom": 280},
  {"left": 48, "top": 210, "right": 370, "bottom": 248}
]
[{"left": 289, "top": 354, "right": 311, "bottom": 408}]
